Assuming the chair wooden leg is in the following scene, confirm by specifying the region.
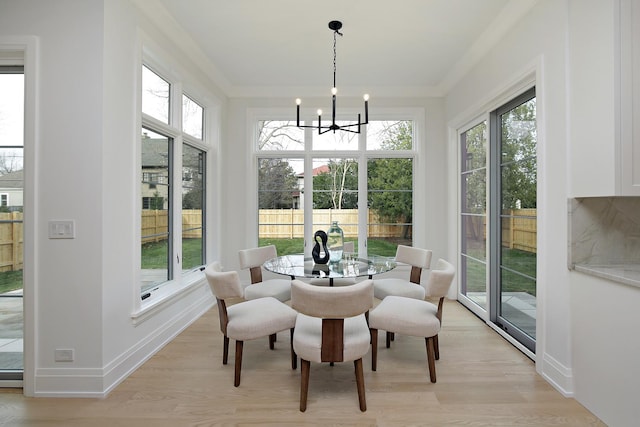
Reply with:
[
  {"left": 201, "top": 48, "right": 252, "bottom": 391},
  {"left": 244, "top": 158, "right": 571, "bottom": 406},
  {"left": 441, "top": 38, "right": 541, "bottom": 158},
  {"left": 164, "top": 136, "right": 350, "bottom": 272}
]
[
  {"left": 269, "top": 333, "right": 276, "bottom": 350},
  {"left": 354, "top": 358, "right": 367, "bottom": 412},
  {"left": 434, "top": 334, "right": 440, "bottom": 360},
  {"left": 234, "top": 340, "right": 244, "bottom": 387},
  {"left": 425, "top": 336, "right": 436, "bottom": 383},
  {"left": 222, "top": 336, "right": 229, "bottom": 365},
  {"left": 290, "top": 328, "right": 297, "bottom": 370},
  {"left": 300, "top": 359, "right": 310, "bottom": 412},
  {"left": 370, "top": 328, "right": 378, "bottom": 371},
  {"left": 386, "top": 331, "right": 392, "bottom": 348}
]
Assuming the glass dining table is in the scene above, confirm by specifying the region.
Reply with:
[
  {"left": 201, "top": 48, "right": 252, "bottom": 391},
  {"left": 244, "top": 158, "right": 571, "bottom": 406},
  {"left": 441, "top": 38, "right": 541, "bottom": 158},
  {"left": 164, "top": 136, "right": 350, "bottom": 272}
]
[{"left": 263, "top": 254, "right": 396, "bottom": 286}]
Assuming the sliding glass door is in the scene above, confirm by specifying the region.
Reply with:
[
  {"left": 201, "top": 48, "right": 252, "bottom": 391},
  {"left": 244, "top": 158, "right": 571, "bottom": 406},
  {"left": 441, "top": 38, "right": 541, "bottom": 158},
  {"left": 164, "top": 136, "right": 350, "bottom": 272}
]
[
  {"left": 458, "top": 87, "right": 537, "bottom": 355},
  {"left": 490, "top": 88, "right": 537, "bottom": 352}
]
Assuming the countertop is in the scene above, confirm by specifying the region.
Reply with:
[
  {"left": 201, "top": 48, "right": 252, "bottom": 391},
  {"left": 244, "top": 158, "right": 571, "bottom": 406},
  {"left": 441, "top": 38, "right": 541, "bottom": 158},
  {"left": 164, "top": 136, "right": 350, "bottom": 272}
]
[{"left": 573, "top": 264, "right": 640, "bottom": 288}]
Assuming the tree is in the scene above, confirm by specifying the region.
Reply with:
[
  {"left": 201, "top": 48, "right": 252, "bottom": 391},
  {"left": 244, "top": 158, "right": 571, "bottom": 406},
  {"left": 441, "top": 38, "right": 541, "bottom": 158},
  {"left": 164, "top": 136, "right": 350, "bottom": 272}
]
[
  {"left": 258, "top": 158, "right": 299, "bottom": 209},
  {"left": 257, "top": 120, "right": 303, "bottom": 150},
  {"left": 313, "top": 159, "right": 358, "bottom": 209},
  {"left": 500, "top": 98, "right": 537, "bottom": 209}
]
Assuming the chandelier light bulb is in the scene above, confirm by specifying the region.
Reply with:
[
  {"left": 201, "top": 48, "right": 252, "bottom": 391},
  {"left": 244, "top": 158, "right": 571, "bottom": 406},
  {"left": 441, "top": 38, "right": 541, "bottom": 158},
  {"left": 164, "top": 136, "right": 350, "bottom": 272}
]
[
  {"left": 364, "top": 94, "right": 369, "bottom": 101},
  {"left": 317, "top": 109, "right": 323, "bottom": 116},
  {"left": 296, "top": 98, "right": 301, "bottom": 105},
  {"left": 331, "top": 87, "right": 338, "bottom": 95}
]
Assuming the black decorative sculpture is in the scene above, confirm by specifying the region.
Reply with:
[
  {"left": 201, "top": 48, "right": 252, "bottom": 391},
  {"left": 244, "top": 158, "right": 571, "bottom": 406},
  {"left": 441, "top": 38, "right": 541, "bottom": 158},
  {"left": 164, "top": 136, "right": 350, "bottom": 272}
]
[{"left": 312, "top": 230, "right": 330, "bottom": 264}]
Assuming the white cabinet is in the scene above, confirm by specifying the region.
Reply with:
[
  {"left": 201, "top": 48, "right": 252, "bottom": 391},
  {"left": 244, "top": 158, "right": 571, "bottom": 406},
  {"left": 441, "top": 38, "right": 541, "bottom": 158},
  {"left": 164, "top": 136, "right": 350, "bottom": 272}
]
[
  {"left": 618, "top": 0, "right": 640, "bottom": 195},
  {"left": 569, "top": 0, "right": 640, "bottom": 196}
]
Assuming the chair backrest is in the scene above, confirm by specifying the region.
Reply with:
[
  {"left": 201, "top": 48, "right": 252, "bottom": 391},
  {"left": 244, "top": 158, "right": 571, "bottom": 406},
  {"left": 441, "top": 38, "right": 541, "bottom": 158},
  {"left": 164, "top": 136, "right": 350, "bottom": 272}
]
[
  {"left": 291, "top": 279, "right": 373, "bottom": 319},
  {"left": 204, "top": 266, "right": 244, "bottom": 300},
  {"left": 238, "top": 245, "right": 278, "bottom": 283},
  {"left": 395, "top": 245, "right": 433, "bottom": 284},
  {"left": 424, "top": 258, "right": 455, "bottom": 322},
  {"left": 292, "top": 279, "right": 373, "bottom": 363}
]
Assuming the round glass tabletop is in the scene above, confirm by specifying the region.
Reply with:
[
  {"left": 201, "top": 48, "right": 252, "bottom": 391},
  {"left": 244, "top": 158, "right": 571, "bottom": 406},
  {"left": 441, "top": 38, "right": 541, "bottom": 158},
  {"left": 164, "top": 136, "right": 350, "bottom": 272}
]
[{"left": 263, "top": 254, "right": 396, "bottom": 280}]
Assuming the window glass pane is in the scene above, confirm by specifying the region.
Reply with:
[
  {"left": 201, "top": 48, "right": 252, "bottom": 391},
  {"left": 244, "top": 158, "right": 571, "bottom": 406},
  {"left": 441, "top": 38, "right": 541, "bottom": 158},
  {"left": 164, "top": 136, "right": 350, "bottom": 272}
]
[
  {"left": 0, "top": 73, "right": 24, "bottom": 148},
  {"left": 313, "top": 123, "right": 358, "bottom": 150},
  {"left": 182, "top": 95, "right": 203, "bottom": 139},
  {"left": 366, "top": 121, "right": 413, "bottom": 150},
  {"left": 142, "top": 65, "right": 170, "bottom": 124},
  {"left": 182, "top": 144, "right": 205, "bottom": 271},
  {"left": 497, "top": 91, "right": 537, "bottom": 345},
  {"left": 311, "top": 158, "right": 358, "bottom": 247},
  {"left": 258, "top": 157, "right": 303, "bottom": 254},
  {"left": 141, "top": 128, "right": 171, "bottom": 292},
  {"left": 460, "top": 121, "right": 487, "bottom": 309},
  {"left": 258, "top": 121, "right": 304, "bottom": 151},
  {"left": 367, "top": 157, "right": 412, "bottom": 256}
]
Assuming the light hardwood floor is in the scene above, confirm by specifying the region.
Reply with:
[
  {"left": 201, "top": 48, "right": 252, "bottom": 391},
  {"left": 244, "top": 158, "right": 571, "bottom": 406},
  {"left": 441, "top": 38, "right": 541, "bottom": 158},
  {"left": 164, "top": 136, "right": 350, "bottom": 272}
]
[{"left": 0, "top": 300, "right": 605, "bottom": 426}]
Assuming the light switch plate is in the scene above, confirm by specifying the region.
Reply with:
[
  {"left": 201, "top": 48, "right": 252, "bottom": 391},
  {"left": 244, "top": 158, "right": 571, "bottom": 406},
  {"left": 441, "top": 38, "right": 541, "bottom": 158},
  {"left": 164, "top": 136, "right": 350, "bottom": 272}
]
[{"left": 48, "top": 220, "right": 75, "bottom": 239}]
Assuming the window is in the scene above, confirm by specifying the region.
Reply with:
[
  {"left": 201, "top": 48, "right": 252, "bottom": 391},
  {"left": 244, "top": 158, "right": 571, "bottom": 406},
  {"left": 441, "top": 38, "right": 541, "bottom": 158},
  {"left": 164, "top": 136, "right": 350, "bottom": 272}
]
[
  {"left": 256, "top": 116, "right": 417, "bottom": 258},
  {"left": 0, "top": 194, "right": 7, "bottom": 207},
  {"left": 140, "top": 62, "right": 209, "bottom": 298},
  {"left": 457, "top": 87, "right": 537, "bottom": 354}
]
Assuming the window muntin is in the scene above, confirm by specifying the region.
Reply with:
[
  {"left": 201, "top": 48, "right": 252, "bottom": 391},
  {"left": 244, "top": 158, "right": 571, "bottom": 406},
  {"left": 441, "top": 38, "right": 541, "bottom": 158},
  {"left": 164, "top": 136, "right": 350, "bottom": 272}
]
[
  {"left": 140, "top": 128, "right": 172, "bottom": 292},
  {"left": 142, "top": 65, "right": 170, "bottom": 124},
  {"left": 182, "top": 94, "right": 203, "bottom": 139}
]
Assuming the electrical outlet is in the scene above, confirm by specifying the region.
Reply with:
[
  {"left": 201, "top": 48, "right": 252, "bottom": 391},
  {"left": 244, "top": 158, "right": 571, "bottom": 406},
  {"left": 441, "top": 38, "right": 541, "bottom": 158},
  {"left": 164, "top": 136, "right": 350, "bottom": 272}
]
[{"left": 54, "top": 349, "right": 74, "bottom": 362}]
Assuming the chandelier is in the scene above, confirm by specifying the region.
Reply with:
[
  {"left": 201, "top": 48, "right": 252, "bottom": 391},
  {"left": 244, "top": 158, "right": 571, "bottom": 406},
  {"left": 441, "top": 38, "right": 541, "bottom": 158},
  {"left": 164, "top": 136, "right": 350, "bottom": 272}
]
[{"left": 295, "top": 20, "right": 369, "bottom": 134}]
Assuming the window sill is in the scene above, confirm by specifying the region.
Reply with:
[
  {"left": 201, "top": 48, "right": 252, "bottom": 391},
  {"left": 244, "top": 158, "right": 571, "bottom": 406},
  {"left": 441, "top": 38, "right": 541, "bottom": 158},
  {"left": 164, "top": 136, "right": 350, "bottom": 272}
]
[{"left": 131, "top": 269, "right": 207, "bottom": 326}]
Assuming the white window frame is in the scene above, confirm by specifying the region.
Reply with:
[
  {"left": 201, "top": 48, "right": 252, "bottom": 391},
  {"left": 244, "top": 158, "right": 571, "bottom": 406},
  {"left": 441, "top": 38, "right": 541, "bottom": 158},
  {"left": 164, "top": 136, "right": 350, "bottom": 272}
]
[{"left": 249, "top": 107, "right": 424, "bottom": 257}]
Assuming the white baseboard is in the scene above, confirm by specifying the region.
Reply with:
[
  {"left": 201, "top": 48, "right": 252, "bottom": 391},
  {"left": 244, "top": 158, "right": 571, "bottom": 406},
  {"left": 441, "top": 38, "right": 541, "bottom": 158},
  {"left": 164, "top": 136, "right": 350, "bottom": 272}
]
[{"left": 32, "top": 285, "right": 214, "bottom": 397}]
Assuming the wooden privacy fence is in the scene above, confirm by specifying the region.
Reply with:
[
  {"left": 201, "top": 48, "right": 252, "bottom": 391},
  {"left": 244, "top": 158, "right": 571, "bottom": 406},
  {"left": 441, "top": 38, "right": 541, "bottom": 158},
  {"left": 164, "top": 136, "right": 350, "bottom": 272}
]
[
  {"left": 0, "top": 212, "right": 23, "bottom": 272},
  {"left": 464, "top": 209, "right": 537, "bottom": 253},
  {"left": 259, "top": 209, "right": 408, "bottom": 239},
  {"left": 141, "top": 209, "right": 203, "bottom": 244}
]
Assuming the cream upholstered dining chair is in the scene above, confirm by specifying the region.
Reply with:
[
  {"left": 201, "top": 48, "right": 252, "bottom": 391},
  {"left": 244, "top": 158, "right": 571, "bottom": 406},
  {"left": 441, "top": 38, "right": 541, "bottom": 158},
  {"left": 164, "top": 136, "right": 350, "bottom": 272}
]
[
  {"left": 290, "top": 279, "right": 374, "bottom": 412},
  {"left": 238, "top": 245, "right": 291, "bottom": 302},
  {"left": 204, "top": 262, "right": 298, "bottom": 387},
  {"left": 309, "top": 241, "right": 356, "bottom": 286},
  {"left": 368, "top": 258, "right": 455, "bottom": 383},
  {"left": 373, "top": 245, "right": 432, "bottom": 300}
]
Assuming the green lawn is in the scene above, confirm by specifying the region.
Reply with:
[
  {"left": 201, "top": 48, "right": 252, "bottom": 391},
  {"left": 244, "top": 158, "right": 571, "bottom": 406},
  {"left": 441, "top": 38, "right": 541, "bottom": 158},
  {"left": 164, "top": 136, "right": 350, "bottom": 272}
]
[
  {"left": 0, "top": 270, "right": 23, "bottom": 294},
  {"left": 464, "top": 248, "right": 536, "bottom": 296}
]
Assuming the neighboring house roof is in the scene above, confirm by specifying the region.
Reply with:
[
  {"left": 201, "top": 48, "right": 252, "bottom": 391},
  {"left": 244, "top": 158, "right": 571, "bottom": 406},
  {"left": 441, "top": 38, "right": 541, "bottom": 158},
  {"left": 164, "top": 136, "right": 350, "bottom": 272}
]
[
  {"left": 297, "top": 164, "right": 329, "bottom": 178},
  {"left": 0, "top": 169, "right": 23, "bottom": 189},
  {"left": 142, "top": 138, "right": 169, "bottom": 168}
]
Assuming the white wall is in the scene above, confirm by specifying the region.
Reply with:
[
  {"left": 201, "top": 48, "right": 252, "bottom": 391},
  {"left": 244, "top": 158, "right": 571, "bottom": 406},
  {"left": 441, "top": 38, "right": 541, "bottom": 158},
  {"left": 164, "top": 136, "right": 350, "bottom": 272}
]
[{"left": 0, "top": 0, "right": 222, "bottom": 396}]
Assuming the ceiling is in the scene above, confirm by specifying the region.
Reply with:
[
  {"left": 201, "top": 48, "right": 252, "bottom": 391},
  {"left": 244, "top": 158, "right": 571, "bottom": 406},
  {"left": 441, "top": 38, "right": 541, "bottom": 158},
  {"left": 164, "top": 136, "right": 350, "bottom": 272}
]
[{"left": 134, "top": 0, "right": 537, "bottom": 98}]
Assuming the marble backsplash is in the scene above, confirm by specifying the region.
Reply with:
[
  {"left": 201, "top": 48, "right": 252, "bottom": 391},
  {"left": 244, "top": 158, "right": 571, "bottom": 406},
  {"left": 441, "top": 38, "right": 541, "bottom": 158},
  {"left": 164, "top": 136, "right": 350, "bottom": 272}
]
[{"left": 568, "top": 197, "right": 640, "bottom": 267}]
